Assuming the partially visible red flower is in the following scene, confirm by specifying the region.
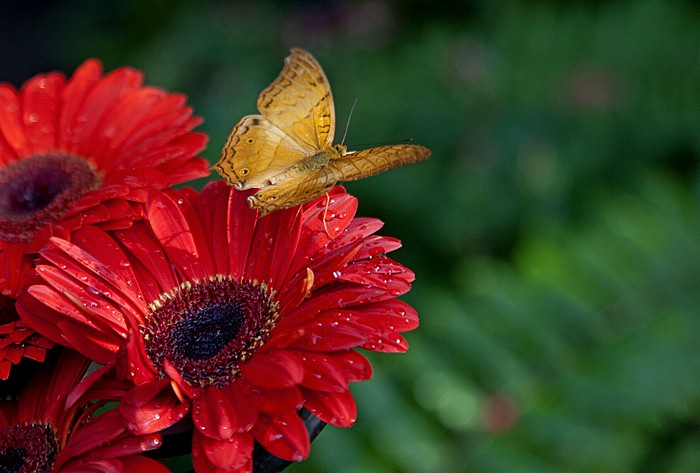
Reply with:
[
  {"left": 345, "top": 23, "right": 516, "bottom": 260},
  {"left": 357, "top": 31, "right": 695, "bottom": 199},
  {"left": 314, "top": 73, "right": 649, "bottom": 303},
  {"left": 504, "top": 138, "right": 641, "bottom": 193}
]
[
  {"left": 0, "top": 349, "right": 168, "bottom": 472},
  {"left": 19, "top": 182, "right": 419, "bottom": 472},
  {"left": 0, "top": 293, "right": 54, "bottom": 380},
  {"left": 0, "top": 59, "right": 209, "bottom": 376}
]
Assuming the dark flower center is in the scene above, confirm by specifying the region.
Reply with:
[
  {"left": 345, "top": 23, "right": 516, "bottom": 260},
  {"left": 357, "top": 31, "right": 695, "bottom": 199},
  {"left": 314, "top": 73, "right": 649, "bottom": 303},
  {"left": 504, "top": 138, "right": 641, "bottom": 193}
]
[
  {"left": 0, "top": 153, "right": 102, "bottom": 243},
  {"left": 0, "top": 423, "right": 57, "bottom": 473},
  {"left": 144, "top": 276, "right": 279, "bottom": 388}
]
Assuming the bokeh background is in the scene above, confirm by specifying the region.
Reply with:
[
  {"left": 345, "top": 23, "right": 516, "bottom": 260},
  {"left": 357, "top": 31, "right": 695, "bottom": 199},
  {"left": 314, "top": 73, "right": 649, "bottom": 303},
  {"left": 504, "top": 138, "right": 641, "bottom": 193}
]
[{"left": 3, "top": 1, "right": 700, "bottom": 471}]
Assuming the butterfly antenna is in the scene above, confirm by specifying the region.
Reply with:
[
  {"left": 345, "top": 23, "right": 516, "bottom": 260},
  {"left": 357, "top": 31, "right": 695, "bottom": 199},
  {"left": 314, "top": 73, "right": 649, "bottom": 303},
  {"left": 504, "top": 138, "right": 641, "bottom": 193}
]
[{"left": 340, "top": 98, "right": 358, "bottom": 145}]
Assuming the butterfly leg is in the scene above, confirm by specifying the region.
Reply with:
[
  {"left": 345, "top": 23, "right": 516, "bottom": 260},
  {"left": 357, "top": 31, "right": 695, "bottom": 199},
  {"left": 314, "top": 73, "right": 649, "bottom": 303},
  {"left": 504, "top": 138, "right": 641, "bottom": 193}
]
[
  {"left": 289, "top": 206, "right": 303, "bottom": 235},
  {"left": 322, "top": 192, "right": 332, "bottom": 237}
]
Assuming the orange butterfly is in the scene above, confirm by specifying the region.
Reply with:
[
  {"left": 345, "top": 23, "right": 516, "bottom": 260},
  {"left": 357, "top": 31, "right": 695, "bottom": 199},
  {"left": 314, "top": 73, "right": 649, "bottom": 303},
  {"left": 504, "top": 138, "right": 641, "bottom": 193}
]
[{"left": 214, "top": 48, "right": 431, "bottom": 216}]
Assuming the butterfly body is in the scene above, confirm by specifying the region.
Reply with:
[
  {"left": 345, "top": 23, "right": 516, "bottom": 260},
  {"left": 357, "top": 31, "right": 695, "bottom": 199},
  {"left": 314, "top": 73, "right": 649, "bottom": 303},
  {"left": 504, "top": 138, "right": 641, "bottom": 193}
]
[{"left": 215, "top": 48, "right": 431, "bottom": 216}]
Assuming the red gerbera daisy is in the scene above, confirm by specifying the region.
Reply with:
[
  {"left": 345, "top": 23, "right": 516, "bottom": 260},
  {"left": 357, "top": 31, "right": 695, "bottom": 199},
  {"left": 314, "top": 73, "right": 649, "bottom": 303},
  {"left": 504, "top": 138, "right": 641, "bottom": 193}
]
[
  {"left": 0, "top": 348, "right": 168, "bottom": 472},
  {"left": 0, "top": 58, "right": 209, "bottom": 377},
  {"left": 18, "top": 182, "right": 419, "bottom": 472}
]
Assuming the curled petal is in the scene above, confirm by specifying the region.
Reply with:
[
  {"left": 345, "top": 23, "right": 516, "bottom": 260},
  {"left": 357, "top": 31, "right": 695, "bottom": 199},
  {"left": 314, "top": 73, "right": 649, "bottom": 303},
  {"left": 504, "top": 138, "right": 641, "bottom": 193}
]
[
  {"left": 192, "top": 430, "right": 253, "bottom": 472},
  {"left": 302, "top": 388, "right": 357, "bottom": 428},
  {"left": 251, "top": 412, "right": 310, "bottom": 463},
  {"left": 120, "top": 379, "right": 190, "bottom": 434},
  {"left": 240, "top": 351, "right": 303, "bottom": 389}
]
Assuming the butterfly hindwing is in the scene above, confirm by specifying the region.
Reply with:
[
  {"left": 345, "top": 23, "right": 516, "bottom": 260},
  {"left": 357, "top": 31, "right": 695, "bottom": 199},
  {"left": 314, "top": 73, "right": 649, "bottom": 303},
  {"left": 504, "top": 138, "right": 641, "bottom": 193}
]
[
  {"left": 247, "top": 169, "right": 337, "bottom": 216},
  {"left": 256, "top": 48, "right": 335, "bottom": 151}
]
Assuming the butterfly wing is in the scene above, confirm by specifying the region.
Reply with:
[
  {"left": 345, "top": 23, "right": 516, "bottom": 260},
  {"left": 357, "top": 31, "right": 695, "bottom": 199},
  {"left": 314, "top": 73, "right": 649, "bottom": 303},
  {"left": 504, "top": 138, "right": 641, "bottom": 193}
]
[
  {"left": 257, "top": 48, "right": 335, "bottom": 151},
  {"left": 247, "top": 169, "right": 337, "bottom": 216},
  {"left": 330, "top": 144, "right": 432, "bottom": 182},
  {"left": 214, "top": 114, "right": 310, "bottom": 189}
]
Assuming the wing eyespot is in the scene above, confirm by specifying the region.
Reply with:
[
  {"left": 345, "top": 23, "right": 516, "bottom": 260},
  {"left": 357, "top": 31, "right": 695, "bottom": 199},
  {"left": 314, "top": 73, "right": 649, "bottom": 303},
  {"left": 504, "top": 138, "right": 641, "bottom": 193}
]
[{"left": 239, "top": 168, "right": 250, "bottom": 176}]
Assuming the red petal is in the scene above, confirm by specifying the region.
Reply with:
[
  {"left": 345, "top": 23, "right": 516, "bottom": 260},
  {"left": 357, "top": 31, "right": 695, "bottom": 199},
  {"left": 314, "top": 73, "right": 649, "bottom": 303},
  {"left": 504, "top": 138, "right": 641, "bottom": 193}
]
[
  {"left": 285, "top": 322, "right": 369, "bottom": 352},
  {"left": 322, "top": 217, "right": 385, "bottom": 255},
  {"left": 70, "top": 65, "right": 142, "bottom": 158},
  {"left": 299, "top": 353, "right": 349, "bottom": 392},
  {"left": 280, "top": 300, "right": 419, "bottom": 344},
  {"left": 247, "top": 206, "right": 300, "bottom": 291},
  {"left": 58, "top": 410, "right": 162, "bottom": 464},
  {"left": 43, "top": 228, "right": 147, "bottom": 313},
  {"left": 242, "top": 384, "right": 303, "bottom": 414},
  {"left": 302, "top": 389, "right": 357, "bottom": 427},
  {"left": 306, "top": 241, "right": 362, "bottom": 291},
  {"left": 251, "top": 412, "right": 310, "bottom": 462},
  {"left": 333, "top": 350, "right": 373, "bottom": 382},
  {"left": 240, "top": 351, "right": 303, "bottom": 389},
  {"left": 0, "top": 361, "right": 10, "bottom": 380},
  {"left": 61, "top": 456, "right": 170, "bottom": 473},
  {"left": 21, "top": 72, "right": 64, "bottom": 154},
  {"left": 0, "top": 84, "right": 27, "bottom": 155},
  {"left": 120, "top": 379, "right": 190, "bottom": 434},
  {"left": 192, "top": 386, "right": 242, "bottom": 440},
  {"left": 194, "top": 182, "right": 233, "bottom": 276},
  {"left": 338, "top": 256, "right": 415, "bottom": 289},
  {"left": 58, "top": 58, "right": 103, "bottom": 151},
  {"left": 288, "top": 188, "right": 357, "bottom": 276},
  {"left": 32, "top": 264, "right": 128, "bottom": 336},
  {"left": 362, "top": 333, "right": 410, "bottom": 353},
  {"left": 115, "top": 221, "right": 179, "bottom": 301},
  {"left": 146, "top": 190, "right": 214, "bottom": 280},
  {"left": 225, "top": 188, "right": 257, "bottom": 280},
  {"left": 14, "top": 291, "right": 64, "bottom": 351},
  {"left": 21, "top": 284, "right": 122, "bottom": 363},
  {"left": 0, "top": 119, "right": 17, "bottom": 165},
  {"left": 193, "top": 431, "right": 253, "bottom": 472},
  {"left": 18, "top": 350, "right": 89, "bottom": 423}
]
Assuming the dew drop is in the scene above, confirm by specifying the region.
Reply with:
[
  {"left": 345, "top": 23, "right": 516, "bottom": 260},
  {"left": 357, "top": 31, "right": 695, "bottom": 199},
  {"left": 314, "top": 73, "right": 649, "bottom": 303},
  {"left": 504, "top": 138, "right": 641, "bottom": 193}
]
[{"left": 28, "top": 112, "right": 39, "bottom": 123}]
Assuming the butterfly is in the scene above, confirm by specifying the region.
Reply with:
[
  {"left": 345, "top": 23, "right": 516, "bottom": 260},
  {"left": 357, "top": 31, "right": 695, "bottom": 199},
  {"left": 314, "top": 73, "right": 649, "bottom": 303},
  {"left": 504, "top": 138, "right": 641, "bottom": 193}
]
[{"left": 213, "top": 48, "right": 431, "bottom": 216}]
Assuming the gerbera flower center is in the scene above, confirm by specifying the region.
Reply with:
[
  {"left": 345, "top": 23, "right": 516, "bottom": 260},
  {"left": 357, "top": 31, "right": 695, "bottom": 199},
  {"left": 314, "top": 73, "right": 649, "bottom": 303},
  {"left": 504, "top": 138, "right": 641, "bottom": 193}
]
[
  {"left": 144, "top": 276, "right": 279, "bottom": 388},
  {"left": 0, "top": 423, "right": 57, "bottom": 473},
  {"left": 0, "top": 153, "right": 102, "bottom": 243}
]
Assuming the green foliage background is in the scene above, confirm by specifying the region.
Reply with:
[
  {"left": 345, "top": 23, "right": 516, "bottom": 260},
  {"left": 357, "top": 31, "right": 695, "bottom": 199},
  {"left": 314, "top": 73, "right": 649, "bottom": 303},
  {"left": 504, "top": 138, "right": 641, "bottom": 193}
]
[{"left": 4, "top": 1, "right": 700, "bottom": 471}]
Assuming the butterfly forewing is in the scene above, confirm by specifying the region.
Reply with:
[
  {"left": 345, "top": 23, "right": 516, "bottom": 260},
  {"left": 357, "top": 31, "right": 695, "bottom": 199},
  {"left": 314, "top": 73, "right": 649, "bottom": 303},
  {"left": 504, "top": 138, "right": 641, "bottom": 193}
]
[
  {"left": 215, "top": 115, "right": 308, "bottom": 189},
  {"left": 256, "top": 48, "right": 335, "bottom": 151},
  {"left": 330, "top": 144, "right": 432, "bottom": 181}
]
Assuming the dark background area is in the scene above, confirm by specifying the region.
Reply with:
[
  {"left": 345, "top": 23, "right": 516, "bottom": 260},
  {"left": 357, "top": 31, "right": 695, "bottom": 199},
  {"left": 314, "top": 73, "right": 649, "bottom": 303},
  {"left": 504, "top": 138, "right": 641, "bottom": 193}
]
[{"left": 3, "top": 1, "right": 700, "bottom": 471}]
